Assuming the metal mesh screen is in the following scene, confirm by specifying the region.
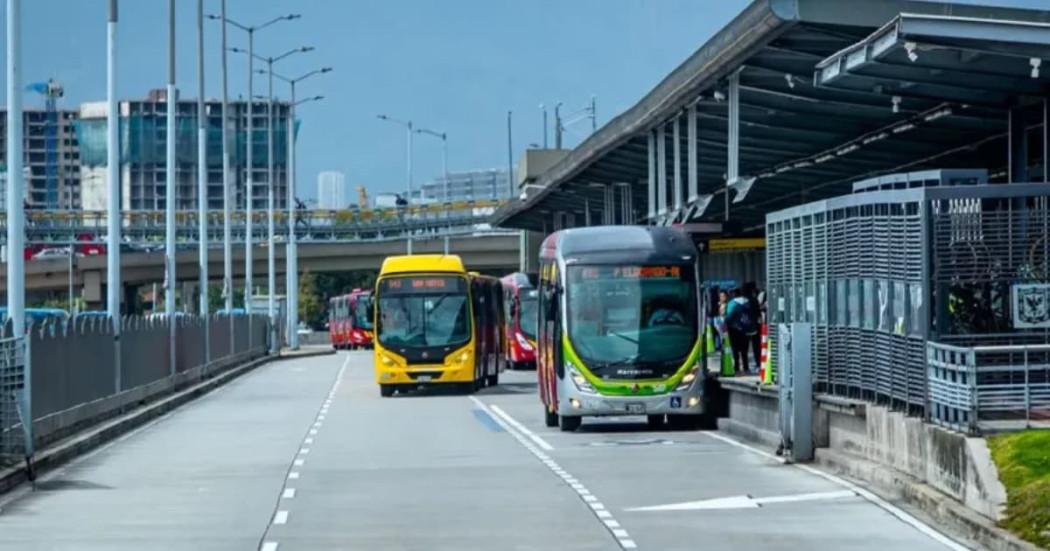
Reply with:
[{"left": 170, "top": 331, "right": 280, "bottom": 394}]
[{"left": 0, "top": 332, "right": 29, "bottom": 466}]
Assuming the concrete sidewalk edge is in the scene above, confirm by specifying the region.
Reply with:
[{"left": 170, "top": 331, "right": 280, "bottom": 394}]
[
  {"left": 815, "top": 448, "right": 1042, "bottom": 551},
  {"left": 0, "top": 350, "right": 323, "bottom": 497}
]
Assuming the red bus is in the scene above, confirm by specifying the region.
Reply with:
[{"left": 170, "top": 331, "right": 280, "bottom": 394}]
[
  {"left": 500, "top": 272, "right": 538, "bottom": 370},
  {"left": 329, "top": 289, "right": 375, "bottom": 350}
]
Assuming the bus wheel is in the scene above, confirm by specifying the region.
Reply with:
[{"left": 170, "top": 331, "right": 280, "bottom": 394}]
[
  {"left": 379, "top": 384, "right": 394, "bottom": 398},
  {"left": 646, "top": 415, "right": 666, "bottom": 429},
  {"left": 559, "top": 415, "right": 581, "bottom": 432},
  {"left": 486, "top": 372, "right": 499, "bottom": 387},
  {"left": 544, "top": 407, "right": 558, "bottom": 427}
]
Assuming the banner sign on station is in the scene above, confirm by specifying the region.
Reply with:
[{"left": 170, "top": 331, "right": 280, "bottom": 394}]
[{"left": 706, "top": 237, "right": 766, "bottom": 252}]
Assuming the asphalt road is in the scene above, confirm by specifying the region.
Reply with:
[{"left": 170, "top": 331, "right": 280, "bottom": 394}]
[{"left": 0, "top": 351, "right": 969, "bottom": 550}]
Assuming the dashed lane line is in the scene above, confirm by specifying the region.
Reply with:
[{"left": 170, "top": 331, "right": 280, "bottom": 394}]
[
  {"left": 470, "top": 397, "right": 637, "bottom": 550},
  {"left": 257, "top": 354, "right": 349, "bottom": 551}
]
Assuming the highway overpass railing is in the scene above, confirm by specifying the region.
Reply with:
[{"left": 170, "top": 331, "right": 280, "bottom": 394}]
[
  {"left": 766, "top": 170, "right": 1050, "bottom": 433},
  {"left": 0, "top": 200, "right": 509, "bottom": 246},
  {"left": 0, "top": 314, "right": 269, "bottom": 467}
]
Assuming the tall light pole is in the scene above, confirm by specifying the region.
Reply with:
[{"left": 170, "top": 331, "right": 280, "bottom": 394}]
[
  {"left": 272, "top": 68, "right": 331, "bottom": 350},
  {"left": 209, "top": 12, "right": 300, "bottom": 352},
  {"left": 220, "top": 0, "right": 232, "bottom": 315},
  {"left": 196, "top": 0, "right": 209, "bottom": 367},
  {"left": 106, "top": 0, "right": 121, "bottom": 392},
  {"left": 165, "top": 0, "right": 177, "bottom": 376},
  {"left": 377, "top": 114, "right": 414, "bottom": 253},
  {"left": 7, "top": 0, "right": 24, "bottom": 337},
  {"left": 235, "top": 46, "right": 313, "bottom": 353},
  {"left": 415, "top": 126, "right": 448, "bottom": 253}
]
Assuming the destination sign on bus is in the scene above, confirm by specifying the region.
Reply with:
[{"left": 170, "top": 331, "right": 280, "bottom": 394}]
[
  {"left": 379, "top": 276, "right": 465, "bottom": 294},
  {"left": 578, "top": 266, "right": 682, "bottom": 280}
]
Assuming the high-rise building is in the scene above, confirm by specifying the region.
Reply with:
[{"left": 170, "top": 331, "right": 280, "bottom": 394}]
[
  {"left": 419, "top": 168, "right": 511, "bottom": 203},
  {"left": 78, "top": 89, "right": 291, "bottom": 211},
  {"left": 0, "top": 108, "right": 82, "bottom": 210},
  {"left": 317, "top": 171, "right": 347, "bottom": 209}
]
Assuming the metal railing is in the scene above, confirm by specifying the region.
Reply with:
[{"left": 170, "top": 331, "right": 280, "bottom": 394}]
[
  {"left": 0, "top": 200, "right": 508, "bottom": 245},
  {"left": 927, "top": 341, "right": 1050, "bottom": 434},
  {"left": 0, "top": 332, "right": 30, "bottom": 467}
]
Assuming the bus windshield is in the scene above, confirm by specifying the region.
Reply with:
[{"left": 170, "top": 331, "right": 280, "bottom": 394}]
[
  {"left": 519, "top": 290, "right": 538, "bottom": 340},
  {"left": 354, "top": 295, "right": 374, "bottom": 330},
  {"left": 566, "top": 265, "right": 697, "bottom": 380},
  {"left": 376, "top": 276, "right": 470, "bottom": 348}
]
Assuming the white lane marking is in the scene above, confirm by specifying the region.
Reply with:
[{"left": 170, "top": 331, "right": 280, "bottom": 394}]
[
  {"left": 304, "top": 438, "right": 314, "bottom": 445},
  {"left": 282, "top": 488, "right": 296, "bottom": 499},
  {"left": 468, "top": 396, "right": 636, "bottom": 550},
  {"left": 273, "top": 510, "right": 289, "bottom": 525},
  {"left": 260, "top": 542, "right": 278, "bottom": 551},
  {"left": 627, "top": 490, "right": 857, "bottom": 511},
  {"left": 288, "top": 472, "right": 300, "bottom": 480},
  {"left": 294, "top": 459, "right": 305, "bottom": 467},
  {"left": 487, "top": 404, "right": 554, "bottom": 451},
  {"left": 299, "top": 448, "right": 310, "bottom": 455},
  {"left": 309, "top": 429, "right": 318, "bottom": 435},
  {"left": 702, "top": 431, "right": 969, "bottom": 551}
]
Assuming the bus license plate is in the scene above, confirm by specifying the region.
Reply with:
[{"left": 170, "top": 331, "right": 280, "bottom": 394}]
[
  {"left": 416, "top": 375, "right": 432, "bottom": 382},
  {"left": 625, "top": 403, "right": 646, "bottom": 414}
]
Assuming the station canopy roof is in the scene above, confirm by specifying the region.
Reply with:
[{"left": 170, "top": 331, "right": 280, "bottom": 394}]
[{"left": 494, "top": 0, "right": 1050, "bottom": 234}]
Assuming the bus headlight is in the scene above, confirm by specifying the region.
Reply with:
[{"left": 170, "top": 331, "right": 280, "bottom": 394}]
[
  {"left": 380, "top": 353, "right": 396, "bottom": 367},
  {"left": 515, "top": 333, "right": 533, "bottom": 351},
  {"left": 569, "top": 366, "right": 595, "bottom": 393},
  {"left": 676, "top": 367, "right": 700, "bottom": 391}
]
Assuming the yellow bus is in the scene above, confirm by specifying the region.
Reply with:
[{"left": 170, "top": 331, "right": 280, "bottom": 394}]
[{"left": 374, "top": 254, "right": 506, "bottom": 397}]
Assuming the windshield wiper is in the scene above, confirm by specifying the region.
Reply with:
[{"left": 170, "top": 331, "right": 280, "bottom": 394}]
[{"left": 608, "top": 331, "right": 639, "bottom": 345}]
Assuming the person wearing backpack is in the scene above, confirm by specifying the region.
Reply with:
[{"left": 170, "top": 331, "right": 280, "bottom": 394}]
[{"left": 726, "top": 287, "right": 757, "bottom": 375}]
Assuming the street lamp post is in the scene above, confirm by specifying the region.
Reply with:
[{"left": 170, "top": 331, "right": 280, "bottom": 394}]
[
  {"left": 272, "top": 68, "right": 330, "bottom": 350},
  {"left": 377, "top": 114, "right": 414, "bottom": 253},
  {"left": 235, "top": 46, "right": 312, "bottom": 354},
  {"left": 7, "top": 0, "right": 24, "bottom": 337},
  {"left": 106, "top": 0, "right": 121, "bottom": 392},
  {"left": 166, "top": 0, "right": 176, "bottom": 377},
  {"left": 415, "top": 126, "right": 448, "bottom": 253},
  {"left": 196, "top": 0, "right": 209, "bottom": 369},
  {"left": 209, "top": 12, "right": 299, "bottom": 354}
]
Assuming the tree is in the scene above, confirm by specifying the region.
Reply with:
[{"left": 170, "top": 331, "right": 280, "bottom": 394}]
[{"left": 299, "top": 271, "right": 325, "bottom": 329}]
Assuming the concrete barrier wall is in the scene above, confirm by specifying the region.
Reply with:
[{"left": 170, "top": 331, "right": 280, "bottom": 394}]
[
  {"left": 29, "top": 314, "right": 270, "bottom": 446},
  {"left": 719, "top": 380, "right": 1008, "bottom": 522}
]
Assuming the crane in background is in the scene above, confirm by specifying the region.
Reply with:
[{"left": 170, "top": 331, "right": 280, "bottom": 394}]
[{"left": 26, "top": 79, "right": 64, "bottom": 210}]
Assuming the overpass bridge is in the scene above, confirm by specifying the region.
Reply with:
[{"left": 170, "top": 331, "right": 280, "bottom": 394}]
[
  {"left": 2, "top": 200, "right": 506, "bottom": 246},
  {"left": 0, "top": 233, "right": 520, "bottom": 298}
]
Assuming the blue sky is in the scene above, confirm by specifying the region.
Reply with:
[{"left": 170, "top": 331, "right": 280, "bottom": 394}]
[
  {"left": 1, "top": 0, "right": 750, "bottom": 200},
  {"left": 2, "top": 0, "right": 1045, "bottom": 201}
]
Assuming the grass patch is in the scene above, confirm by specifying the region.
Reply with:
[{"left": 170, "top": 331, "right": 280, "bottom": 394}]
[{"left": 988, "top": 430, "right": 1050, "bottom": 548}]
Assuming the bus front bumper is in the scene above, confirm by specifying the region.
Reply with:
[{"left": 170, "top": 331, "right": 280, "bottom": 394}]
[
  {"left": 556, "top": 380, "right": 705, "bottom": 416},
  {"left": 374, "top": 361, "right": 475, "bottom": 385}
]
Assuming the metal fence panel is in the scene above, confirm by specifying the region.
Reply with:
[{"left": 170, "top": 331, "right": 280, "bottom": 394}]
[{"left": 0, "top": 330, "right": 29, "bottom": 465}]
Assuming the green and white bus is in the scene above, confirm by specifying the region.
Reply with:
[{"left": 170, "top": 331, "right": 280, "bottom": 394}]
[{"left": 536, "top": 225, "right": 709, "bottom": 432}]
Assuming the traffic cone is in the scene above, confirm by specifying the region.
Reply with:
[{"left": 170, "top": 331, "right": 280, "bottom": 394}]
[
  {"left": 720, "top": 336, "right": 735, "bottom": 377},
  {"left": 705, "top": 323, "right": 716, "bottom": 354},
  {"left": 759, "top": 323, "right": 769, "bottom": 383}
]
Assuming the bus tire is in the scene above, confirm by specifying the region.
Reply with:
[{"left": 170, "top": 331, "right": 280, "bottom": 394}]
[
  {"left": 646, "top": 414, "right": 666, "bottom": 429},
  {"left": 559, "top": 415, "right": 581, "bottom": 432},
  {"left": 379, "top": 384, "right": 394, "bottom": 398},
  {"left": 544, "top": 407, "right": 558, "bottom": 427}
]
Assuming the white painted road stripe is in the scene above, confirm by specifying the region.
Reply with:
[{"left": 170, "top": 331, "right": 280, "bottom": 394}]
[
  {"left": 487, "top": 404, "right": 554, "bottom": 451},
  {"left": 294, "top": 459, "right": 304, "bottom": 467},
  {"left": 273, "top": 510, "right": 289, "bottom": 525},
  {"left": 260, "top": 542, "right": 278, "bottom": 551},
  {"left": 702, "top": 431, "right": 969, "bottom": 551},
  {"left": 288, "top": 472, "right": 300, "bottom": 480},
  {"left": 467, "top": 397, "right": 637, "bottom": 550},
  {"left": 282, "top": 488, "right": 296, "bottom": 499}
]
